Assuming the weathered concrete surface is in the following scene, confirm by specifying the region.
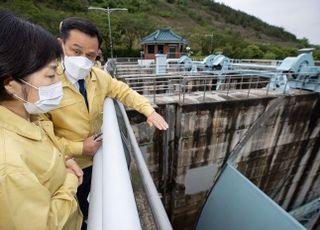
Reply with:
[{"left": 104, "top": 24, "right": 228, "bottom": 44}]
[{"left": 127, "top": 90, "right": 320, "bottom": 230}]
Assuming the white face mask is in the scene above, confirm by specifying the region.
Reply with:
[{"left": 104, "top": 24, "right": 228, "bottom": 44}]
[
  {"left": 64, "top": 56, "right": 94, "bottom": 81},
  {"left": 14, "top": 80, "right": 63, "bottom": 114}
]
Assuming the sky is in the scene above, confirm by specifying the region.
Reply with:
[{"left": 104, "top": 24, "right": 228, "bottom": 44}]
[{"left": 216, "top": 0, "right": 320, "bottom": 45}]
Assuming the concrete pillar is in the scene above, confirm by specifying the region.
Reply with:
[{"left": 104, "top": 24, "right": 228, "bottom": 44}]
[{"left": 155, "top": 54, "right": 167, "bottom": 75}]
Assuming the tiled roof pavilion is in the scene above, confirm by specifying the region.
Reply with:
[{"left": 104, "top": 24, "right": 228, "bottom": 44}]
[
  {"left": 140, "top": 28, "right": 188, "bottom": 45},
  {"left": 140, "top": 28, "right": 188, "bottom": 59}
]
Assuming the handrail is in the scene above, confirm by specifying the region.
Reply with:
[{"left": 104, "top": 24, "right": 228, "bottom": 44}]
[
  {"left": 117, "top": 101, "right": 173, "bottom": 230},
  {"left": 119, "top": 73, "right": 273, "bottom": 104},
  {"left": 87, "top": 98, "right": 141, "bottom": 230},
  {"left": 87, "top": 147, "right": 103, "bottom": 230}
]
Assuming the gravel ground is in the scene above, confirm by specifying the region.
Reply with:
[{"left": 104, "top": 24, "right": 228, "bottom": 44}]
[{"left": 131, "top": 163, "right": 157, "bottom": 230}]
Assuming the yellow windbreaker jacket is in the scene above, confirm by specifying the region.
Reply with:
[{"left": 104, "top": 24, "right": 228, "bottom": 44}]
[
  {"left": 37, "top": 66, "right": 155, "bottom": 169},
  {"left": 0, "top": 106, "right": 82, "bottom": 230}
]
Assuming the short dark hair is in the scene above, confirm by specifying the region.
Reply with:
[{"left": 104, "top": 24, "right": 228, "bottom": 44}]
[
  {"left": 59, "top": 17, "right": 103, "bottom": 47},
  {"left": 0, "top": 10, "right": 63, "bottom": 101}
]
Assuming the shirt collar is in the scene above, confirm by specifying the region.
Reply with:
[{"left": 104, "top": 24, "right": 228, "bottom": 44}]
[{"left": 0, "top": 106, "right": 42, "bottom": 141}]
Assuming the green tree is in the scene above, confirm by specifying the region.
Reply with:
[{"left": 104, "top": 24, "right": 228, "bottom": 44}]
[
  {"left": 263, "top": 51, "right": 277, "bottom": 59},
  {"left": 282, "top": 47, "right": 297, "bottom": 57},
  {"left": 222, "top": 44, "right": 233, "bottom": 57},
  {"left": 298, "top": 37, "right": 310, "bottom": 48},
  {"left": 242, "top": 44, "right": 264, "bottom": 59},
  {"left": 314, "top": 50, "right": 320, "bottom": 60},
  {"left": 114, "top": 13, "right": 154, "bottom": 51},
  {"left": 270, "top": 46, "right": 285, "bottom": 59},
  {"left": 232, "top": 47, "right": 242, "bottom": 59},
  {"left": 0, "top": 0, "right": 303, "bottom": 58},
  {"left": 62, "top": 0, "right": 88, "bottom": 11}
]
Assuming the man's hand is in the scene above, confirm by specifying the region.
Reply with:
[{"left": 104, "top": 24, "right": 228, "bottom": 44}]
[
  {"left": 147, "top": 111, "right": 169, "bottom": 130},
  {"left": 65, "top": 158, "right": 83, "bottom": 186},
  {"left": 82, "top": 134, "right": 102, "bottom": 156}
]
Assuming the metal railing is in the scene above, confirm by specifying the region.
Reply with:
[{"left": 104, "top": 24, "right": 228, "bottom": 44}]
[
  {"left": 115, "top": 63, "right": 189, "bottom": 77},
  {"left": 119, "top": 73, "right": 282, "bottom": 104},
  {"left": 87, "top": 98, "right": 173, "bottom": 230},
  {"left": 117, "top": 101, "right": 173, "bottom": 230},
  {"left": 112, "top": 57, "right": 319, "bottom": 67},
  {"left": 88, "top": 99, "right": 141, "bottom": 230},
  {"left": 117, "top": 65, "right": 320, "bottom": 104}
]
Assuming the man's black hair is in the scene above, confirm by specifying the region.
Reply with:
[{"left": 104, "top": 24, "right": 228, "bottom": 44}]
[{"left": 59, "top": 17, "right": 103, "bottom": 47}]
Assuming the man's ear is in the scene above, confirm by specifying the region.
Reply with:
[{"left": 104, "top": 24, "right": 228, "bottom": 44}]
[{"left": 57, "top": 38, "right": 66, "bottom": 56}]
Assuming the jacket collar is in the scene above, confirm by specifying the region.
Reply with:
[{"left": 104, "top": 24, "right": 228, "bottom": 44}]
[
  {"left": 57, "top": 63, "right": 97, "bottom": 110},
  {"left": 0, "top": 106, "right": 42, "bottom": 140}
]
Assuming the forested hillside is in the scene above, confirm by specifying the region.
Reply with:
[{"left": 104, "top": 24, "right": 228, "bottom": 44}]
[{"left": 1, "top": 0, "right": 319, "bottom": 59}]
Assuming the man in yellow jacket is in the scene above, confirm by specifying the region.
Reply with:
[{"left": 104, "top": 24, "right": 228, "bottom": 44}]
[{"left": 38, "top": 17, "right": 168, "bottom": 227}]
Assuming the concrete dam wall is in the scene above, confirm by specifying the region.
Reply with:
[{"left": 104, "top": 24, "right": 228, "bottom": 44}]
[{"left": 127, "top": 92, "right": 320, "bottom": 229}]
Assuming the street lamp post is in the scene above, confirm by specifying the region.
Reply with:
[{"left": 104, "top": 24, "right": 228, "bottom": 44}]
[{"left": 88, "top": 6, "right": 128, "bottom": 58}]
